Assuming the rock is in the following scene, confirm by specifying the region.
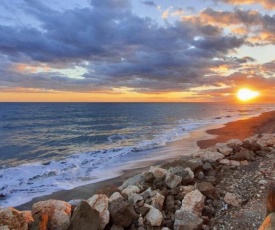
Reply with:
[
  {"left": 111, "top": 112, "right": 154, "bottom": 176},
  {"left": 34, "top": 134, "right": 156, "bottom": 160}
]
[
  {"left": 110, "top": 225, "right": 124, "bottom": 230},
  {"left": 229, "top": 147, "right": 255, "bottom": 161},
  {"left": 109, "top": 192, "right": 123, "bottom": 202},
  {"left": 181, "top": 168, "right": 195, "bottom": 185},
  {"left": 180, "top": 185, "right": 195, "bottom": 194},
  {"left": 165, "top": 173, "right": 182, "bottom": 189},
  {"left": 224, "top": 192, "right": 242, "bottom": 207},
  {"left": 153, "top": 178, "right": 167, "bottom": 190},
  {"left": 136, "top": 206, "right": 150, "bottom": 217},
  {"left": 244, "top": 134, "right": 258, "bottom": 143},
  {"left": 151, "top": 192, "right": 165, "bottom": 210},
  {"left": 202, "top": 162, "right": 213, "bottom": 171},
  {"left": 197, "top": 182, "right": 218, "bottom": 200},
  {"left": 118, "top": 174, "right": 145, "bottom": 190},
  {"left": 144, "top": 204, "right": 163, "bottom": 227},
  {"left": 215, "top": 143, "right": 233, "bottom": 156},
  {"left": 258, "top": 179, "right": 268, "bottom": 185},
  {"left": 230, "top": 160, "right": 241, "bottom": 166},
  {"left": 197, "top": 151, "right": 225, "bottom": 162},
  {"left": 122, "top": 185, "right": 140, "bottom": 197},
  {"left": 109, "top": 197, "right": 138, "bottom": 227},
  {"left": 0, "top": 207, "right": 33, "bottom": 230},
  {"left": 219, "top": 159, "right": 230, "bottom": 165},
  {"left": 88, "top": 194, "right": 110, "bottom": 229},
  {"left": 142, "top": 171, "right": 155, "bottom": 183},
  {"left": 31, "top": 200, "right": 71, "bottom": 230},
  {"left": 168, "top": 166, "right": 186, "bottom": 177},
  {"left": 161, "top": 159, "right": 202, "bottom": 173},
  {"left": 68, "top": 199, "right": 83, "bottom": 207},
  {"left": 174, "top": 210, "right": 203, "bottom": 230},
  {"left": 195, "top": 171, "right": 204, "bottom": 180},
  {"left": 257, "top": 134, "right": 275, "bottom": 147},
  {"left": 128, "top": 193, "right": 144, "bottom": 205},
  {"left": 141, "top": 188, "right": 157, "bottom": 199},
  {"left": 204, "top": 176, "right": 216, "bottom": 184},
  {"left": 66, "top": 201, "right": 100, "bottom": 230},
  {"left": 150, "top": 166, "right": 167, "bottom": 179},
  {"left": 226, "top": 139, "right": 243, "bottom": 150},
  {"left": 185, "top": 167, "right": 194, "bottom": 179},
  {"left": 181, "top": 189, "right": 205, "bottom": 216},
  {"left": 258, "top": 212, "right": 275, "bottom": 230},
  {"left": 165, "top": 195, "right": 175, "bottom": 212}
]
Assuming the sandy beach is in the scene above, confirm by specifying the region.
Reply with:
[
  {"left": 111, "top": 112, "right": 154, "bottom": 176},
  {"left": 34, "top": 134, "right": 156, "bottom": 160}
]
[{"left": 15, "top": 110, "right": 275, "bottom": 212}]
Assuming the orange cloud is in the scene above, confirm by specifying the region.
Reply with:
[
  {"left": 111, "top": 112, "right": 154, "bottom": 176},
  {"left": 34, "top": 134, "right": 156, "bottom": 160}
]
[{"left": 215, "top": 0, "right": 275, "bottom": 10}]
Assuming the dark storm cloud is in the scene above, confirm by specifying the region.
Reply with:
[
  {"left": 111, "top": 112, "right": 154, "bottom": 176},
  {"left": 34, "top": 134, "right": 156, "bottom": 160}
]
[{"left": 0, "top": 0, "right": 256, "bottom": 93}]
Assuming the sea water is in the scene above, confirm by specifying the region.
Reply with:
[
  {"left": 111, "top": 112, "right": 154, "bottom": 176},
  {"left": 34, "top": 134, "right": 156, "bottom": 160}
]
[{"left": 0, "top": 102, "right": 274, "bottom": 207}]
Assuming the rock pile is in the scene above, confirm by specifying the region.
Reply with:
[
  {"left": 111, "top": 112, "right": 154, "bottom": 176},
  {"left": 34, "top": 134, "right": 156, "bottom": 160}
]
[{"left": 1, "top": 133, "right": 275, "bottom": 230}]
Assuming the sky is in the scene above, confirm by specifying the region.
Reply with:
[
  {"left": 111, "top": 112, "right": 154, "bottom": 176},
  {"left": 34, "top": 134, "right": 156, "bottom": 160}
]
[{"left": 0, "top": 0, "right": 274, "bottom": 102}]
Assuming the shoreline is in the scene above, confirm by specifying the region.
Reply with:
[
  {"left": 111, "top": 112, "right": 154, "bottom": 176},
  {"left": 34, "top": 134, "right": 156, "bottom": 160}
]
[
  {"left": 198, "top": 110, "right": 275, "bottom": 149},
  {"left": 15, "top": 110, "right": 275, "bottom": 211}
]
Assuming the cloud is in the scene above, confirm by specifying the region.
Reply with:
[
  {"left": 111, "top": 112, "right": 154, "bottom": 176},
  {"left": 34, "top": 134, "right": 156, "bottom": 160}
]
[
  {"left": 141, "top": 1, "right": 157, "bottom": 7},
  {"left": 213, "top": 0, "right": 275, "bottom": 10},
  {"left": 0, "top": 0, "right": 273, "bottom": 99},
  {"left": 183, "top": 8, "right": 275, "bottom": 45}
]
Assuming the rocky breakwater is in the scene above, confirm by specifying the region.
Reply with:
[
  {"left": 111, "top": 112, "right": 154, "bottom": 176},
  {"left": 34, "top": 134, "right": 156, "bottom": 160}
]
[{"left": 1, "top": 133, "right": 275, "bottom": 230}]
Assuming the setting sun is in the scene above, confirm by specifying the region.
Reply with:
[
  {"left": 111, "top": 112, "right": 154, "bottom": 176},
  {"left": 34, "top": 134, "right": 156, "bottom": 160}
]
[{"left": 237, "top": 88, "right": 260, "bottom": 101}]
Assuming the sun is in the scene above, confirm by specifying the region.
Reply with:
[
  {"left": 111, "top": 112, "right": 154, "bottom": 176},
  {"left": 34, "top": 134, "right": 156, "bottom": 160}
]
[{"left": 237, "top": 88, "right": 259, "bottom": 101}]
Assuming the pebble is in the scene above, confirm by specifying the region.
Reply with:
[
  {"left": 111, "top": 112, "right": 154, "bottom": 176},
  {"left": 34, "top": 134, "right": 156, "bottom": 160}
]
[{"left": 258, "top": 179, "right": 268, "bottom": 185}]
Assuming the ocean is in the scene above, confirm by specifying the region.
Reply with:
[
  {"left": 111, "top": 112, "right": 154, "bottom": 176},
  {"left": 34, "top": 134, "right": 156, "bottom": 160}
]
[{"left": 0, "top": 102, "right": 275, "bottom": 207}]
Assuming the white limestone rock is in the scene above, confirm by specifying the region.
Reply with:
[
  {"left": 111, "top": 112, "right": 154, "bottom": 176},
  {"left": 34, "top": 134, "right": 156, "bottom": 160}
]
[
  {"left": 181, "top": 189, "right": 205, "bottom": 216},
  {"left": 144, "top": 204, "right": 163, "bottom": 227},
  {"left": 88, "top": 194, "right": 110, "bottom": 229}
]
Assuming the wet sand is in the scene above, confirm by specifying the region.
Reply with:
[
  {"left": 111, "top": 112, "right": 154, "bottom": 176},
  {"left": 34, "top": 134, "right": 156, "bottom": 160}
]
[
  {"left": 198, "top": 110, "right": 275, "bottom": 149},
  {"left": 16, "top": 110, "right": 275, "bottom": 211}
]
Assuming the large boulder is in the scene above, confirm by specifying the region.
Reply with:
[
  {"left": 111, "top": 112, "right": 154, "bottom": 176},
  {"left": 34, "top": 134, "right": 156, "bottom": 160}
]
[
  {"left": 109, "top": 197, "right": 138, "bottom": 227},
  {"left": 31, "top": 200, "right": 71, "bottom": 230},
  {"left": 165, "top": 173, "right": 182, "bottom": 189},
  {"left": 144, "top": 204, "right": 163, "bottom": 227},
  {"left": 0, "top": 207, "right": 33, "bottom": 230},
  {"left": 181, "top": 189, "right": 205, "bottom": 216},
  {"left": 174, "top": 210, "right": 203, "bottom": 230},
  {"left": 88, "top": 194, "right": 110, "bottom": 229},
  {"left": 66, "top": 201, "right": 100, "bottom": 230}
]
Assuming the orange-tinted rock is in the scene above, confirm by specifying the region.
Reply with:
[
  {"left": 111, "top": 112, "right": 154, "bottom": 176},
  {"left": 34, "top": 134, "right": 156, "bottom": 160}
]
[
  {"left": 0, "top": 207, "right": 33, "bottom": 230},
  {"left": 31, "top": 199, "right": 71, "bottom": 230}
]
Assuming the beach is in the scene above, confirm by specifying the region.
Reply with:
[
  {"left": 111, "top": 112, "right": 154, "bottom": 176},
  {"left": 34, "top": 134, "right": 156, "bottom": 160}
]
[
  {"left": 14, "top": 110, "right": 275, "bottom": 219},
  {"left": 2, "top": 109, "right": 274, "bottom": 229}
]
